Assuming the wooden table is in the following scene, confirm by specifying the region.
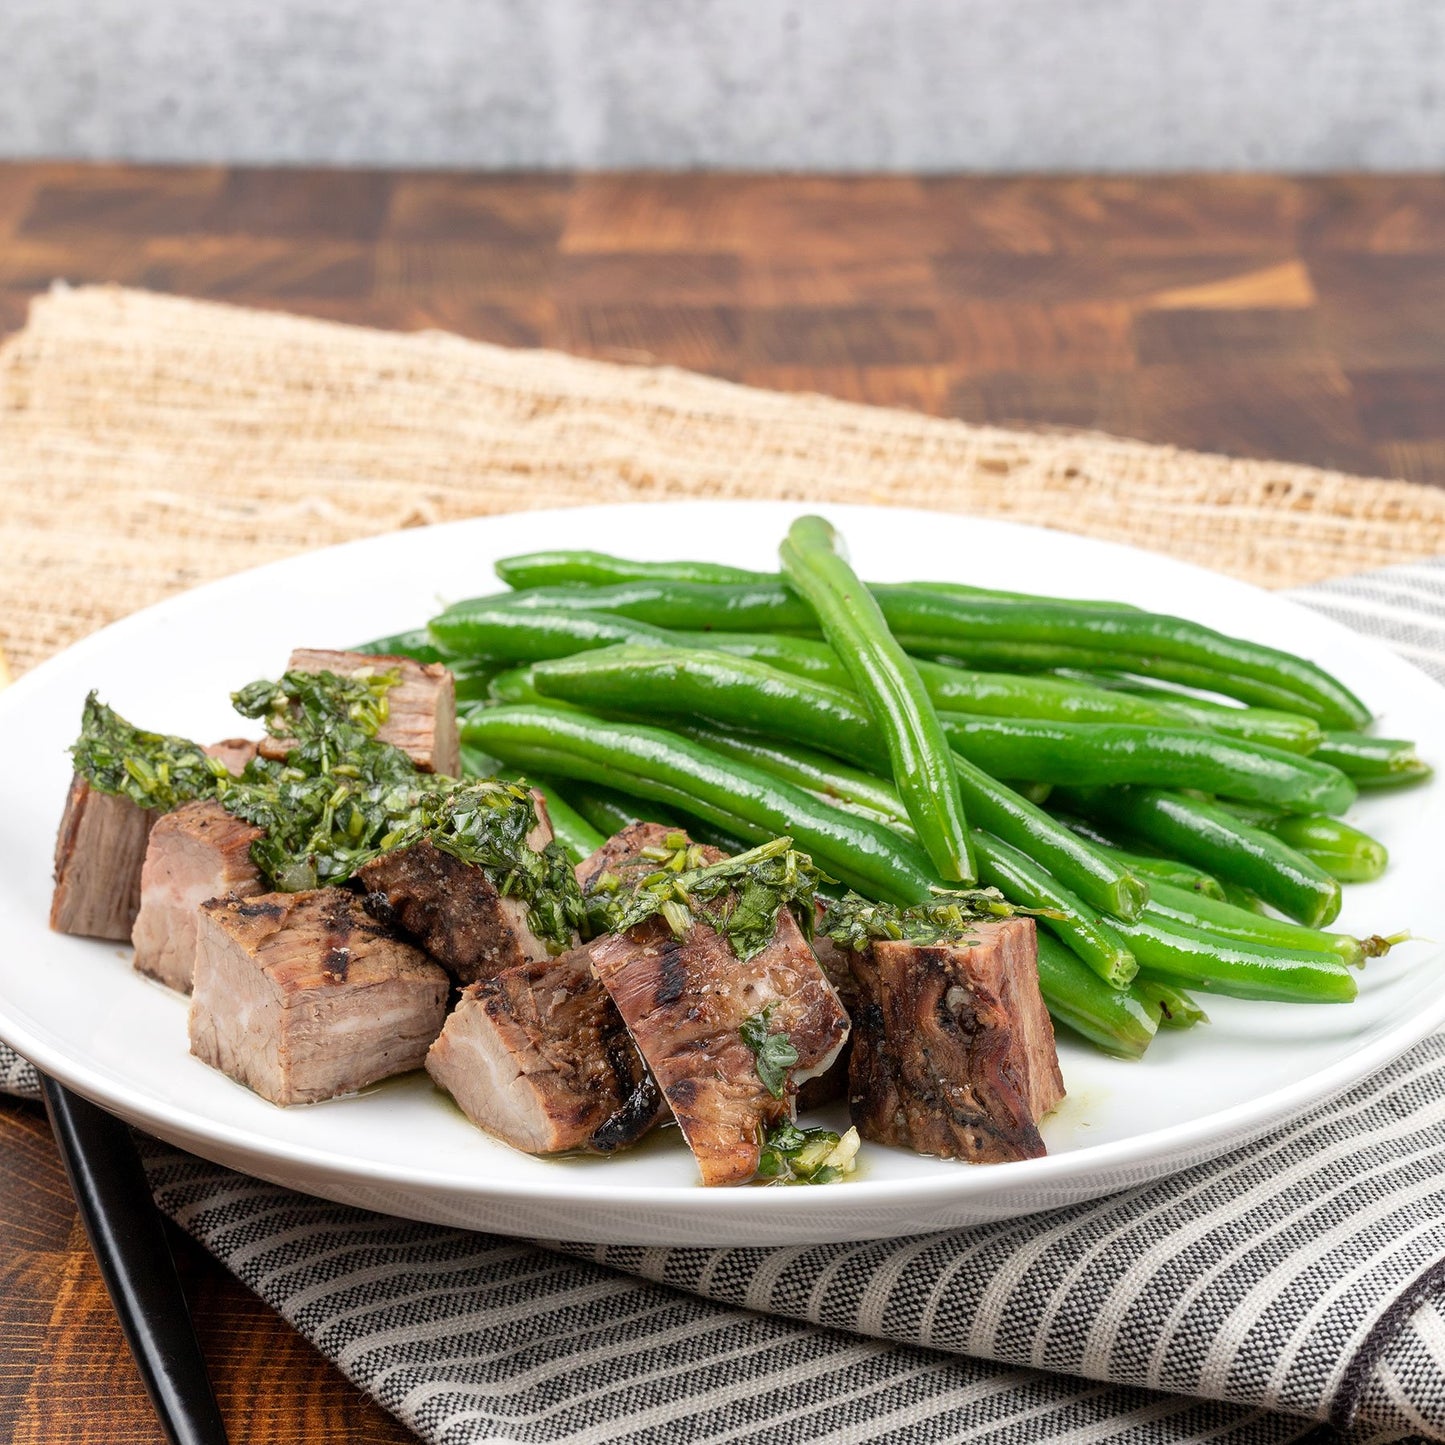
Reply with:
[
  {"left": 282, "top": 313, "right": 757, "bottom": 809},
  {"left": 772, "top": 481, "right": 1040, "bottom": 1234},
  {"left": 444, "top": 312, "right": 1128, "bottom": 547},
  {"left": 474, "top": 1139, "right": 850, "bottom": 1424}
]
[{"left": 3, "top": 166, "right": 1444, "bottom": 1444}]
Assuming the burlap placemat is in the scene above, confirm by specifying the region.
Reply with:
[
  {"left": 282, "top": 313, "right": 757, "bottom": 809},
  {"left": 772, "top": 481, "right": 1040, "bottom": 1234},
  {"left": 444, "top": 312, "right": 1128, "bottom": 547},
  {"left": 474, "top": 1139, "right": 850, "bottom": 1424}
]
[{"left": 4, "top": 283, "right": 1445, "bottom": 675}]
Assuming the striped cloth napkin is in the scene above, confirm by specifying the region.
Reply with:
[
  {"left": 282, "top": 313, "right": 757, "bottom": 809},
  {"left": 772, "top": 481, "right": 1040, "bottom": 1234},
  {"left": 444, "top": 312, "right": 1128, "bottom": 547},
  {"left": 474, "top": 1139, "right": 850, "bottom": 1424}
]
[{"left": 6, "top": 557, "right": 1445, "bottom": 1445}]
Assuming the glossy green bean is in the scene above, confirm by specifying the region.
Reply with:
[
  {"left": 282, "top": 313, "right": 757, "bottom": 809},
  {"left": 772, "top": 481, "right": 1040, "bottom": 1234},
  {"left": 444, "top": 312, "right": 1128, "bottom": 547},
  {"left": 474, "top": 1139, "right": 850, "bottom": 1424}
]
[
  {"left": 460, "top": 704, "right": 942, "bottom": 904},
  {"left": 1035, "top": 934, "right": 1158, "bottom": 1060},
  {"left": 493, "top": 548, "right": 1131, "bottom": 608},
  {"left": 1313, "top": 732, "right": 1433, "bottom": 788},
  {"left": 1055, "top": 672, "right": 1324, "bottom": 753},
  {"left": 496, "top": 550, "right": 774, "bottom": 589},
  {"left": 1057, "top": 786, "right": 1342, "bottom": 927},
  {"left": 453, "top": 579, "right": 1372, "bottom": 727},
  {"left": 877, "top": 588, "right": 1371, "bottom": 728},
  {"left": 355, "top": 627, "right": 451, "bottom": 664},
  {"left": 1268, "top": 815, "right": 1389, "bottom": 883},
  {"left": 528, "top": 646, "right": 1145, "bottom": 918},
  {"left": 780, "top": 515, "right": 974, "bottom": 881},
  {"left": 1145, "top": 880, "right": 1376, "bottom": 967},
  {"left": 1212, "top": 801, "right": 1391, "bottom": 884},
  {"left": 913, "top": 641, "right": 1322, "bottom": 714},
  {"left": 939, "top": 714, "right": 1354, "bottom": 814},
  {"left": 560, "top": 782, "right": 682, "bottom": 838},
  {"left": 1129, "top": 978, "right": 1209, "bottom": 1030},
  {"left": 972, "top": 831, "right": 1137, "bottom": 987},
  {"left": 1116, "top": 915, "right": 1357, "bottom": 1003},
  {"left": 679, "top": 727, "right": 918, "bottom": 836}
]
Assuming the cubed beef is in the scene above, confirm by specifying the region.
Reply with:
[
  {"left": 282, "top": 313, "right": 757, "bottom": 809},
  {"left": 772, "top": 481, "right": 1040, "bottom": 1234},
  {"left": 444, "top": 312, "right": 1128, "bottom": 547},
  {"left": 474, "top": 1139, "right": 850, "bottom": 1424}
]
[
  {"left": 847, "top": 917, "right": 1065, "bottom": 1164},
  {"left": 189, "top": 888, "right": 449, "bottom": 1106},
  {"left": 585, "top": 827, "right": 849, "bottom": 1186},
  {"left": 132, "top": 800, "right": 265, "bottom": 993},
  {"left": 426, "top": 948, "right": 663, "bottom": 1155},
  {"left": 357, "top": 800, "right": 560, "bottom": 985},
  {"left": 263, "top": 649, "right": 459, "bottom": 776},
  {"left": 50, "top": 775, "right": 155, "bottom": 940}
]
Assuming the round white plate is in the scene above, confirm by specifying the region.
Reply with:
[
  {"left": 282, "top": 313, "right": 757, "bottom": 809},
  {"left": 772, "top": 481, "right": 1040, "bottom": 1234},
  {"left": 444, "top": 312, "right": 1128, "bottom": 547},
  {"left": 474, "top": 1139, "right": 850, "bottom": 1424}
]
[{"left": 2, "top": 501, "right": 1442, "bottom": 1245}]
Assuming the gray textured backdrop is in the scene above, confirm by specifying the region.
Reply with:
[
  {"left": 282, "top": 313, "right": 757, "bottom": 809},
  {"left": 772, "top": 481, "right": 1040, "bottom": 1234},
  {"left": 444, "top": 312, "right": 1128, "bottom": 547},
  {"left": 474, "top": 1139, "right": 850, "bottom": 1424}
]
[{"left": 2, "top": 0, "right": 1443, "bottom": 171}]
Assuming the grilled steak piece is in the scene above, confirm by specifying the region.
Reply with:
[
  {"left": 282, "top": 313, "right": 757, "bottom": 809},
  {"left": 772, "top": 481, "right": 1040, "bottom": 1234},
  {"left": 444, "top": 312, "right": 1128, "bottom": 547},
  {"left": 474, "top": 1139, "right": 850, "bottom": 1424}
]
[
  {"left": 357, "top": 795, "right": 559, "bottom": 984},
  {"left": 585, "top": 827, "right": 850, "bottom": 1187},
  {"left": 426, "top": 948, "right": 663, "bottom": 1155},
  {"left": 847, "top": 917, "right": 1064, "bottom": 1164},
  {"left": 51, "top": 736, "right": 256, "bottom": 943},
  {"left": 189, "top": 888, "right": 449, "bottom": 1106},
  {"left": 132, "top": 800, "right": 265, "bottom": 993},
  {"left": 50, "top": 775, "right": 155, "bottom": 940},
  {"left": 259, "top": 649, "right": 460, "bottom": 777}
]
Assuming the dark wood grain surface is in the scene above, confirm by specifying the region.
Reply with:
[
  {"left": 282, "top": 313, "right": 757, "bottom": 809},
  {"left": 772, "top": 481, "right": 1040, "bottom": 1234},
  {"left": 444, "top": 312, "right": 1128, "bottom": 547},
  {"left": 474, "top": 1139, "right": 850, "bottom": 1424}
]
[{"left": 3, "top": 164, "right": 1445, "bottom": 1444}]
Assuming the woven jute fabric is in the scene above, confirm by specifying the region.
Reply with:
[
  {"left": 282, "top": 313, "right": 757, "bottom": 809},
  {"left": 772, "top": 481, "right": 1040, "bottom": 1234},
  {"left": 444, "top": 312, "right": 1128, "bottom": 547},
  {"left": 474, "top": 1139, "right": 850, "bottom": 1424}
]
[{"left": 4, "top": 283, "right": 1445, "bottom": 675}]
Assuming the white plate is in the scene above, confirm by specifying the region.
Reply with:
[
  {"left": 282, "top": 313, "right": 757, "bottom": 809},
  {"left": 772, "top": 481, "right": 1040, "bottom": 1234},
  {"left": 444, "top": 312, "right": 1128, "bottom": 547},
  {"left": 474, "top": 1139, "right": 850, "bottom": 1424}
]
[{"left": 2, "top": 501, "right": 1443, "bottom": 1245}]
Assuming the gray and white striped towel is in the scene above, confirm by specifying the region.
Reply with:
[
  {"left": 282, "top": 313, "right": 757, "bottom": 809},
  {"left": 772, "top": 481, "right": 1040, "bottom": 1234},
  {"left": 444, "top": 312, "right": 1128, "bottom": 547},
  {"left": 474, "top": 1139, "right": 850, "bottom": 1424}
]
[{"left": 8, "top": 556, "right": 1445, "bottom": 1445}]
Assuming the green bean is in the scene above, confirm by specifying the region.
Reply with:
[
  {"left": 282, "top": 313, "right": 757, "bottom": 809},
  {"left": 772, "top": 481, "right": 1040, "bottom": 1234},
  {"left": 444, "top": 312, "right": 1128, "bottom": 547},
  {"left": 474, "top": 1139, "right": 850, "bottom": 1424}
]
[
  {"left": 560, "top": 782, "right": 683, "bottom": 838},
  {"left": 1268, "top": 815, "right": 1389, "bottom": 883},
  {"left": 496, "top": 550, "right": 776, "bottom": 590},
  {"left": 972, "top": 832, "right": 1137, "bottom": 987},
  {"left": 495, "top": 549, "right": 1128, "bottom": 610},
  {"left": 679, "top": 727, "right": 918, "bottom": 836},
  {"left": 939, "top": 714, "right": 1354, "bottom": 814},
  {"left": 780, "top": 516, "right": 974, "bottom": 881},
  {"left": 1220, "top": 882, "right": 1269, "bottom": 915},
  {"left": 1212, "top": 801, "right": 1391, "bottom": 884},
  {"left": 528, "top": 646, "right": 1145, "bottom": 919},
  {"left": 916, "top": 662, "right": 1207, "bottom": 727},
  {"left": 458, "top": 742, "right": 502, "bottom": 778},
  {"left": 487, "top": 665, "right": 552, "bottom": 707},
  {"left": 429, "top": 604, "right": 682, "bottom": 661},
  {"left": 1057, "top": 786, "right": 1342, "bottom": 928},
  {"left": 1129, "top": 978, "right": 1209, "bottom": 1030},
  {"left": 1144, "top": 880, "right": 1382, "bottom": 968},
  {"left": 493, "top": 548, "right": 1132, "bottom": 608},
  {"left": 1313, "top": 732, "right": 1433, "bottom": 789},
  {"left": 1055, "top": 672, "right": 1324, "bottom": 754},
  {"left": 355, "top": 627, "right": 451, "bottom": 664},
  {"left": 453, "top": 579, "right": 1373, "bottom": 728},
  {"left": 1115, "top": 914, "right": 1357, "bottom": 1003},
  {"left": 461, "top": 704, "right": 941, "bottom": 904},
  {"left": 913, "top": 641, "right": 1325, "bottom": 714},
  {"left": 1035, "top": 934, "right": 1158, "bottom": 1060},
  {"left": 877, "top": 588, "right": 1371, "bottom": 728}
]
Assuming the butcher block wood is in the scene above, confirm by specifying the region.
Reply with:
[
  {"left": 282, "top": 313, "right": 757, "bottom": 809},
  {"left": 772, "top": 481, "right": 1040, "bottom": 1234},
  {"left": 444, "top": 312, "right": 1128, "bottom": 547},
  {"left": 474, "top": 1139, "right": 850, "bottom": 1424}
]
[
  {"left": 0, "top": 167, "right": 1443, "bottom": 482},
  {"left": 2, "top": 164, "right": 1444, "bottom": 1442}
]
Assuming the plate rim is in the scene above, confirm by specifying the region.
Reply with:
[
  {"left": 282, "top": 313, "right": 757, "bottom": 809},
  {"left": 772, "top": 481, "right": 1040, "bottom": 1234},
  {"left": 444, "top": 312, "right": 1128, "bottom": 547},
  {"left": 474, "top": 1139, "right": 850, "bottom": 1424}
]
[{"left": 4, "top": 498, "right": 1444, "bottom": 1219}]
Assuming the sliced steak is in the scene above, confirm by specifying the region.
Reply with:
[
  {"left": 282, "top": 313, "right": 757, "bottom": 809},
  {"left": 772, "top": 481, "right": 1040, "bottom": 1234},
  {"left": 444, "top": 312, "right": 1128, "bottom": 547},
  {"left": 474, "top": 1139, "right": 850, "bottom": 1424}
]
[
  {"left": 426, "top": 948, "right": 663, "bottom": 1155},
  {"left": 132, "top": 799, "right": 265, "bottom": 993},
  {"left": 847, "top": 917, "right": 1064, "bottom": 1164},
  {"left": 357, "top": 798, "right": 560, "bottom": 985},
  {"left": 585, "top": 827, "right": 850, "bottom": 1186},
  {"left": 261, "top": 649, "right": 459, "bottom": 776},
  {"left": 50, "top": 775, "right": 155, "bottom": 940},
  {"left": 189, "top": 888, "right": 449, "bottom": 1106}
]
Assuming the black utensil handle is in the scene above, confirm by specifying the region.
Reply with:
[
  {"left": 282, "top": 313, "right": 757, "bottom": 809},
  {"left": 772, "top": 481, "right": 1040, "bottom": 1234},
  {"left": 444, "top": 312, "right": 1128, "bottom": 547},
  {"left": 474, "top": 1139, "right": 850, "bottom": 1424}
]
[{"left": 40, "top": 1075, "right": 229, "bottom": 1445}]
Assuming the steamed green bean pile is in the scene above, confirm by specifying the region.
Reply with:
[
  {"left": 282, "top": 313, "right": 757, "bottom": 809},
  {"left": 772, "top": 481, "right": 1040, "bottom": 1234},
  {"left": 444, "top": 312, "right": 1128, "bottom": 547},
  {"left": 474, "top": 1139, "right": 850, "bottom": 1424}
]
[{"left": 364, "top": 520, "right": 1428, "bottom": 1063}]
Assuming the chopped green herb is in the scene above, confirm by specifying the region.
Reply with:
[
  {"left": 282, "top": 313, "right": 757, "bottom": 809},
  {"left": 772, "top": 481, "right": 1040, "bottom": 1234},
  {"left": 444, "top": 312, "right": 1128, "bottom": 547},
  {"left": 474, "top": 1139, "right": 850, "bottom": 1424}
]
[
  {"left": 592, "top": 834, "right": 824, "bottom": 962},
  {"left": 739, "top": 1003, "right": 800, "bottom": 1098},
  {"left": 821, "top": 888, "right": 1033, "bottom": 953},
  {"left": 71, "top": 693, "right": 229, "bottom": 814},
  {"left": 758, "top": 1120, "right": 860, "bottom": 1184}
]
